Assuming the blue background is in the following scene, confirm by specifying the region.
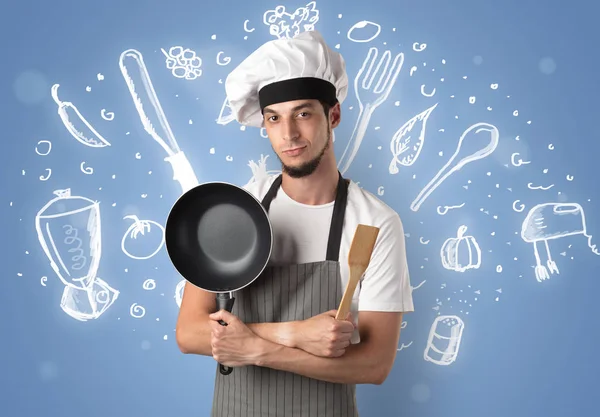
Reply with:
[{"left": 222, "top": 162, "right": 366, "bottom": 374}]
[{"left": 2, "top": 0, "right": 598, "bottom": 416}]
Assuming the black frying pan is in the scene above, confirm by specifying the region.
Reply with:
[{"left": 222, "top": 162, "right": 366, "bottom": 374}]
[{"left": 165, "top": 181, "right": 273, "bottom": 375}]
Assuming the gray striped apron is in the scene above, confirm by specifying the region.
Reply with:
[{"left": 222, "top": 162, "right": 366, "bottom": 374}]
[{"left": 211, "top": 172, "right": 359, "bottom": 417}]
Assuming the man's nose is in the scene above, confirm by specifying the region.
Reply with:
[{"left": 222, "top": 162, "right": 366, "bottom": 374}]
[{"left": 281, "top": 119, "right": 299, "bottom": 141}]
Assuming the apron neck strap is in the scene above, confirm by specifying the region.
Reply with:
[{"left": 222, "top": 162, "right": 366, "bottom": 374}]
[{"left": 261, "top": 171, "right": 349, "bottom": 262}]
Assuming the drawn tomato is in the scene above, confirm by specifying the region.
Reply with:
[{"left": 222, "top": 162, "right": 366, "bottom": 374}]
[{"left": 121, "top": 215, "right": 165, "bottom": 260}]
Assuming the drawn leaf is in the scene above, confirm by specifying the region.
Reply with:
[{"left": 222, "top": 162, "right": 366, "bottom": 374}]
[{"left": 389, "top": 102, "right": 438, "bottom": 174}]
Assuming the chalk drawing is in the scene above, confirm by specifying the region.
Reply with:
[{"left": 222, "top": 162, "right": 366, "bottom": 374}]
[
  {"left": 338, "top": 46, "right": 404, "bottom": 174},
  {"left": 521, "top": 202, "right": 600, "bottom": 282},
  {"left": 263, "top": 1, "right": 319, "bottom": 39}
]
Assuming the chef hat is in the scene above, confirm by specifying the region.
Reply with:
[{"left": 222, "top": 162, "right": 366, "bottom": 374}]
[{"left": 224, "top": 30, "right": 348, "bottom": 128}]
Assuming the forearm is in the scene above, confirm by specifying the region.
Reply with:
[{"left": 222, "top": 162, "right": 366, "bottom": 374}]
[
  {"left": 178, "top": 317, "right": 295, "bottom": 356},
  {"left": 255, "top": 339, "right": 384, "bottom": 385},
  {"left": 246, "top": 321, "right": 297, "bottom": 347},
  {"left": 176, "top": 314, "right": 213, "bottom": 356}
]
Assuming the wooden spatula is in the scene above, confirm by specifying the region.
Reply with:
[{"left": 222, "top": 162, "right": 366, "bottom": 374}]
[{"left": 335, "top": 224, "right": 380, "bottom": 320}]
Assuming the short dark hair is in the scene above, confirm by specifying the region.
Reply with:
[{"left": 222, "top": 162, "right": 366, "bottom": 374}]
[{"left": 319, "top": 99, "right": 337, "bottom": 120}]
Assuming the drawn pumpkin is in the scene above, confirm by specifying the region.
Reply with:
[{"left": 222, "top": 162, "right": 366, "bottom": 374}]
[{"left": 440, "top": 225, "right": 481, "bottom": 272}]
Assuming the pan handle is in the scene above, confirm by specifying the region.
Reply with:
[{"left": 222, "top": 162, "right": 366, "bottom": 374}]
[{"left": 216, "top": 292, "right": 236, "bottom": 376}]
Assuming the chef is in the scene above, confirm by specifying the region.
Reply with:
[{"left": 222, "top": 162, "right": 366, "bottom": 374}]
[{"left": 175, "top": 29, "right": 414, "bottom": 417}]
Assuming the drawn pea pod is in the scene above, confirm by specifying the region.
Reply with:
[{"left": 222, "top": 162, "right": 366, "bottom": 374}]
[{"left": 50, "top": 84, "right": 111, "bottom": 148}]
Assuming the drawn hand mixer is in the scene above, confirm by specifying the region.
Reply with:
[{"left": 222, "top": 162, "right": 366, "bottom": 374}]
[{"left": 520, "top": 202, "right": 600, "bottom": 282}]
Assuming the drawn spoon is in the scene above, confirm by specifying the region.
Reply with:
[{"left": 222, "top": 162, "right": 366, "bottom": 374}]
[{"left": 410, "top": 122, "right": 499, "bottom": 212}]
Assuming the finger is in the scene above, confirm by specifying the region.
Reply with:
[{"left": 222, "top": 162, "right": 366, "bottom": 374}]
[
  {"left": 345, "top": 313, "right": 357, "bottom": 327},
  {"left": 209, "top": 320, "right": 222, "bottom": 331},
  {"left": 209, "top": 309, "right": 236, "bottom": 324},
  {"left": 332, "top": 348, "right": 346, "bottom": 357},
  {"left": 339, "top": 322, "right": 356, "bottom": 333}
]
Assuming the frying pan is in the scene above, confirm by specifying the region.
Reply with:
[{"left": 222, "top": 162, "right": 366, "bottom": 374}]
[{"left": 165, "top": 181, "right": 273, "bottom": 375}]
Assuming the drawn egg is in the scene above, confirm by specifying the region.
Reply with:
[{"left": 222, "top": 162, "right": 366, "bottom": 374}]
[{"left": 347, "top": 21, "right": 382, "bottom": 43}]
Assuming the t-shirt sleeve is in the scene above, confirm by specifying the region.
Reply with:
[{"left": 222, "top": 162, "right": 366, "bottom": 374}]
[{"left": 357, "top": 212, "right": 414, "bottom": 312}]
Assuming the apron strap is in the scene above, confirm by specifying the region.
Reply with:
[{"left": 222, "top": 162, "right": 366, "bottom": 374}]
[
  {"left": 260, "top": 171, "right": 349, "bottom": 262},
  {"left": 260, "top": 174, "right": 283, "bottom": 212},
  {"left": 326, "top": 172, "right": 349, "bottom": 262}
]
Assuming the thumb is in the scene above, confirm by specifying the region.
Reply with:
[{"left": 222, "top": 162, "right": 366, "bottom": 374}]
[{"left": 209, "top": 309, "right": 235, "bottom": 323}]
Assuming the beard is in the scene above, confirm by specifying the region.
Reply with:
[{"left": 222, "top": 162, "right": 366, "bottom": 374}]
[{"left": 277, "top": 129, "right": 331, "bottom": 178}]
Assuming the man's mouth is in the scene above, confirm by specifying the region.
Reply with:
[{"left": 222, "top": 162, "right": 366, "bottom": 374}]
[{"left": 283, "top": 146, "right": 306, "bottom": 156}]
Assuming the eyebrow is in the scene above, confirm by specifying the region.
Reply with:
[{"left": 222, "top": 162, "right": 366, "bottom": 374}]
[{"left": 263, "top": 102, "right": 316, "bottom": 115}]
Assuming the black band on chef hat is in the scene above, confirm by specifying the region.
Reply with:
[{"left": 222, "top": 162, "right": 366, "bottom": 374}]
[{"left": 259, "top": 77, "right": 338, "bottom": 112}]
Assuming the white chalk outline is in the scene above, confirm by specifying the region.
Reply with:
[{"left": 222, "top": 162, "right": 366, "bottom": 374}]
[
  {"left": 60, "top": 277, "right": 119, "bottom": 321},
  {"left": 39, "top": 169, "right": 51, "bottom": 181},
  {"left": 263, "top": 1, "right": 319, "bottom": 39},
  {"left": 424, "top": 315, "right": 464, "bottom": 366},
  {"left": 119, "top": 48, "right": 199, "bottom": 193},
  {"left": 50, "top": 84, "right": 111, "bottom": 148},
  {"left": 80, "top": 162, "right": 93, "bottom": 175},
  {"left": 521, "top": 202, "right": 600, "bottom": 282},
  {"left": 440, "top": 225, "right": 481, "bottom": 272},
  {"left": 121, "top": 215, "right": 165, "bottom": 260},
  {"left": 347, "top": 20, "right": 381, "bottom": 43},
  {"left": 216, "top": 51, "right": 231, "bottom": 66},
  {"left": 175, "top": 279, "right": 185, "bottom": 308},
  {"left": 413, "top": 42, "right": 427, "bottom": 52},
  {"left": 338, "top": 46, "right": 404, "bottom": 174},
  {"left": 35, "top": 188, "right": 102, "bottom": 290},
  {"left": 389, "top": 102, "right": 438, "bottom": 173},
  {"left": 410, "top": 122, "right": 499, "bottom": 212},
  {"left": 437, "top": 203, "right": 465, "bottom": 215},
  {"left": 35, "top": 140, "right": 52, "bottom": 155}
]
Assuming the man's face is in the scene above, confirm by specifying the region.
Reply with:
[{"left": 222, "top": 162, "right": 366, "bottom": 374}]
[{"left": 262, "top": 99, "right": 340, "bottom": 178}]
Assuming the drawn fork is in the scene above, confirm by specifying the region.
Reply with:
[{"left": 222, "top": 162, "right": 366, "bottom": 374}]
[{"left": 338, "top": 47, "right": 404, "bottom": 174}]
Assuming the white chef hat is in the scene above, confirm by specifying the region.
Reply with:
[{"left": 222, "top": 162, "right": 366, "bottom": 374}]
[{"left": 224, "top": 30, "right": 348, "bottom": 128}]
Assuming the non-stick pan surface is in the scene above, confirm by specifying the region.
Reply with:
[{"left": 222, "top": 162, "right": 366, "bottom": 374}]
[{"left": 165, "top": 182, "right": 273, "bottom": 293}]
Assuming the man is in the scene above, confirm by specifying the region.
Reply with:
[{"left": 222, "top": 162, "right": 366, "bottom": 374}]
[{"left": 175, "top": 30, "right": 414, "bottom": 417}]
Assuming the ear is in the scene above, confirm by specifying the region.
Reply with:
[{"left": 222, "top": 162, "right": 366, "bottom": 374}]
[{"left": 330, "top": 102, "right": 342, "bottom": 128}]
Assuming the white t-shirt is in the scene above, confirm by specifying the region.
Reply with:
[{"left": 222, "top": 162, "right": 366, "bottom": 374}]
[{"left": 243, "top": 175, "right": 414, "bottom": 343}]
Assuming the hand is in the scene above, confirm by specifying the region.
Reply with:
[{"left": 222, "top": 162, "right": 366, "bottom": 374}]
[
  {"left": 293, "top": 310, "right": 356, "bottom": 358},
  {"left": 208, "top": 310, "right": 265, "bottom": 367}
]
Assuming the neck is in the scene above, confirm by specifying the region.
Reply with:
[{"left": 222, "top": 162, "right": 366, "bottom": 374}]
[{"left": 280, "top": 154, "right": 340, "bottom": 205}]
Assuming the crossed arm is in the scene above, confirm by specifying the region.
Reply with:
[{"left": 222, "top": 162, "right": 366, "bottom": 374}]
[
  {"left": 175, "top": 282, "right": 404, "bottom": 385},
  {"left": 245, "top": 311, "right": 403, "bottom": 385}
]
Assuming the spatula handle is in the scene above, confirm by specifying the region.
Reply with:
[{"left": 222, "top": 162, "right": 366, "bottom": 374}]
[{"left": 335, "top": 265, "right": 365, "bottom": 320}]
